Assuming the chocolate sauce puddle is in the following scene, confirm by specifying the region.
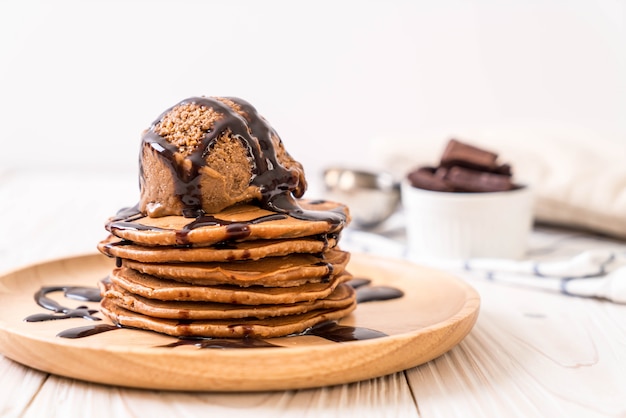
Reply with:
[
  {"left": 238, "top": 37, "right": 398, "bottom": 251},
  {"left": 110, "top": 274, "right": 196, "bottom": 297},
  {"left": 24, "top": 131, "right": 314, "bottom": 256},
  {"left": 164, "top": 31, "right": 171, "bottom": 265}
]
[
  {"left": 303, "top": 321, "right": 387, "bottom": 342},
  {"left": 57, "top": 324, "right": 119, "bottom": 339},
  {"left": 158, "top": 337, "right": 280, "bottom": 349},
  {"left": 355, "top": 286, "right": 405, "bottom": 304},
  {"left": 347, "top": 277, "right": 405, "bottom": 303},
  {"left": 25, "top": 286, "right": 102, "bottom": 322}
]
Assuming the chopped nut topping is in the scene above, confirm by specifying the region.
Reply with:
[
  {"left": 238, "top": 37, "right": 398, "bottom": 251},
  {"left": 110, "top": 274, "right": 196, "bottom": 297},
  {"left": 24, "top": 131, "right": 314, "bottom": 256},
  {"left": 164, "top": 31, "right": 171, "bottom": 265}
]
[
  {"left": 216, "top": 97, "right": 242, "bottom": 114},
  {"left": 155, "top": 103, "right": 222, "bottom": 155}
]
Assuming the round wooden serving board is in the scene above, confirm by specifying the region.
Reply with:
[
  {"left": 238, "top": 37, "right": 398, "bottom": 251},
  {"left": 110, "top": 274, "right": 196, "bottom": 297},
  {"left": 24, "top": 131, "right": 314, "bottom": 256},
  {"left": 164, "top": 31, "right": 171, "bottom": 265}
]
[{"left": 0, "top": 252, "right": 480, "bottom": 391}]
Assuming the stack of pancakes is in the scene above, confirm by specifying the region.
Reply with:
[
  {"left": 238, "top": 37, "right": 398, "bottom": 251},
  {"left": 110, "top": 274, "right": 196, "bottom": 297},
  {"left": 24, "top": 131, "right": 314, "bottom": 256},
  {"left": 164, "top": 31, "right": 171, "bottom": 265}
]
[{"left": 97, "top": 199, "right": 355, "bottom": 338}]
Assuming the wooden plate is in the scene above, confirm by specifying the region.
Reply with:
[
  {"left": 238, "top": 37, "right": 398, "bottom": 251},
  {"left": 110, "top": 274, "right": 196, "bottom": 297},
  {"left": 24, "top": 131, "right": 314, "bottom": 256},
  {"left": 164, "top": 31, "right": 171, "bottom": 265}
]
[{"left": 0, "top": 253, "right": 480, "bottom": 391}]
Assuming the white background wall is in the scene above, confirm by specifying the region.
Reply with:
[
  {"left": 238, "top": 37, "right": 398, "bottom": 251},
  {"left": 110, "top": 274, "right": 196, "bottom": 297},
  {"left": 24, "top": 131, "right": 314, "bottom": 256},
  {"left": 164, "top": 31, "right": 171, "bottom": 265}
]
[{"left": 1, "top": 0, "right": 624, "bottom": 181}]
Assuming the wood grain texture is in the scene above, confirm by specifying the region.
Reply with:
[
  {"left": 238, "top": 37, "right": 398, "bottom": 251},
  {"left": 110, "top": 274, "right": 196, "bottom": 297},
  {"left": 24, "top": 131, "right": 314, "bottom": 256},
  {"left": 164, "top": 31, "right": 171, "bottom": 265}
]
[
  {"left": 21, "top": 372, "right": 419, "bottom": 418},
  {"left": 0, "top": 252, "right": 479, "bottom": 391},
  {"left": 0, "top": 356, "right": 47, "bottom": 418},
  {"left": 406, "top": 277, "right": 626, "bottom": 418}
]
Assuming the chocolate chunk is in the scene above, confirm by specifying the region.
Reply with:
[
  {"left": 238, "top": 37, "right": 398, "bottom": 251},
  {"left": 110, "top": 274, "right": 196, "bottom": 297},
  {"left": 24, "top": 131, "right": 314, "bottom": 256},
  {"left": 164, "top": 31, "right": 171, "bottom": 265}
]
[
  {"left": 443, "top": 166, "right": 513, "bottom": 192},
  {"left": 440, "top": 139, "right": 499, "bottom": 172},
  {"left": 407, "top": 167, "right": 454, "bottom": 192},
  {"left": 493, "top": 163, "right": 512, "bottom": 176},
  {"left": 406, "top": 139, "right": 518, "bottom": 193}
]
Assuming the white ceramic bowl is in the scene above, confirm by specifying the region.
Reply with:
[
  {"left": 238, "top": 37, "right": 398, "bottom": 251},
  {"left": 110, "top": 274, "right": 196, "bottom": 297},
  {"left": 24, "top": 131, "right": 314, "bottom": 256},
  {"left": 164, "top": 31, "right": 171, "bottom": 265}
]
[{"left": 401, "top": 181, "right": 534, "bottom": 260}]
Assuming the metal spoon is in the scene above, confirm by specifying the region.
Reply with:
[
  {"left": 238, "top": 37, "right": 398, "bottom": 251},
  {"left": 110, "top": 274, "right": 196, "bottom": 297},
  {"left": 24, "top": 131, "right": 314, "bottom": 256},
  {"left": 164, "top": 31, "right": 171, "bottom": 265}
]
[{"left": 323, "top": 167, "right": 401, "bottom": 229}]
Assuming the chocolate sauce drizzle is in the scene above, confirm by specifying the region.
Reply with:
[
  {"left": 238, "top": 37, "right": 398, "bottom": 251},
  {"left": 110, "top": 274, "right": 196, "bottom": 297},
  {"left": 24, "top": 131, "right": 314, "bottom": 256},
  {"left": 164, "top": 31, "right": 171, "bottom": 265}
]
[
  {"left": 107, "top": 205, "right": 312, "bottom": 247},
  {"left": 135, "top": 97, "right": 346, "bottom": 229},
  {"left": 106, "top": 212, "right": 291, "bottom": 249},
  {"left": 26, "top": 276, "right": 403, "bottom": 347},
  {"left": 142, "top": 97, "right": 302, "bottom": 216},
  {"left": 100, "top": 230, "right": 338, "bottom": 265},
  {"left": 175, "top": 213, "right": 287, "bottom": 245}
]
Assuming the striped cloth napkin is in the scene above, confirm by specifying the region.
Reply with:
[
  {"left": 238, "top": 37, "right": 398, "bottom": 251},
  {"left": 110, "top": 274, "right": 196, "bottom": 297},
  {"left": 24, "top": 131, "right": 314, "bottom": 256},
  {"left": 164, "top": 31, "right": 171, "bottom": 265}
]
[{"left": 341, "top": 226, "right": 626, "bottom": 304}]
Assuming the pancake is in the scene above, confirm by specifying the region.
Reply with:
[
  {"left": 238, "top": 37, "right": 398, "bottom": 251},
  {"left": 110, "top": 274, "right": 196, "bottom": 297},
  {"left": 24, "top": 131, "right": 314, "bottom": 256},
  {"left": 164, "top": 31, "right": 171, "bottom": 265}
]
[
  {"left": 96, "top": 97, "right": 355, "bottom": 339},
  {"left": 102, "top": 282, "right": 356, "bottom": 320},
  {"left": 98, "top": 234, "right": 339, "bottom": 263},
  {"left": 109, "top": 267, "right": 353, "bottom": 305},
  {"left": 100, "top": 297, "right": 357, "bottom": 338},
  {"left": 107, "top": 200, "right": 349, "bottom": 247},
  {"left": 121, "top": 249, "right": 349, "bottom": 287}
]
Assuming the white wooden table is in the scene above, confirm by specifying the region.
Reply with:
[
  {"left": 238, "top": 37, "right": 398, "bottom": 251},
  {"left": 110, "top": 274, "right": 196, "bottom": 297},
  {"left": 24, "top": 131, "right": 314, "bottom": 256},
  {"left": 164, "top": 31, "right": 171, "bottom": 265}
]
[{"left": 1, "top": 167, "right": 625, "bottom": 418}]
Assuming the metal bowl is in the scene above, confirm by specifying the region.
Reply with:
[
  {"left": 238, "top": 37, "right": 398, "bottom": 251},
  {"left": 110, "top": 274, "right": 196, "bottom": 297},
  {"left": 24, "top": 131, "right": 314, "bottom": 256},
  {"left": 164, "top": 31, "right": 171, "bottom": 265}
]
[{"left": 323, "top": 167, "right": 400, "bottom": 229}]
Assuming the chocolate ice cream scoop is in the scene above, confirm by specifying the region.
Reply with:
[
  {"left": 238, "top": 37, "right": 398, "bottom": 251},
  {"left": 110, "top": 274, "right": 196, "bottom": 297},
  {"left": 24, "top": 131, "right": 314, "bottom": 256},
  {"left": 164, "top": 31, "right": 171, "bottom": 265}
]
[{"left": 139, "top": 97, "right": 307, "bottom": 217}]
